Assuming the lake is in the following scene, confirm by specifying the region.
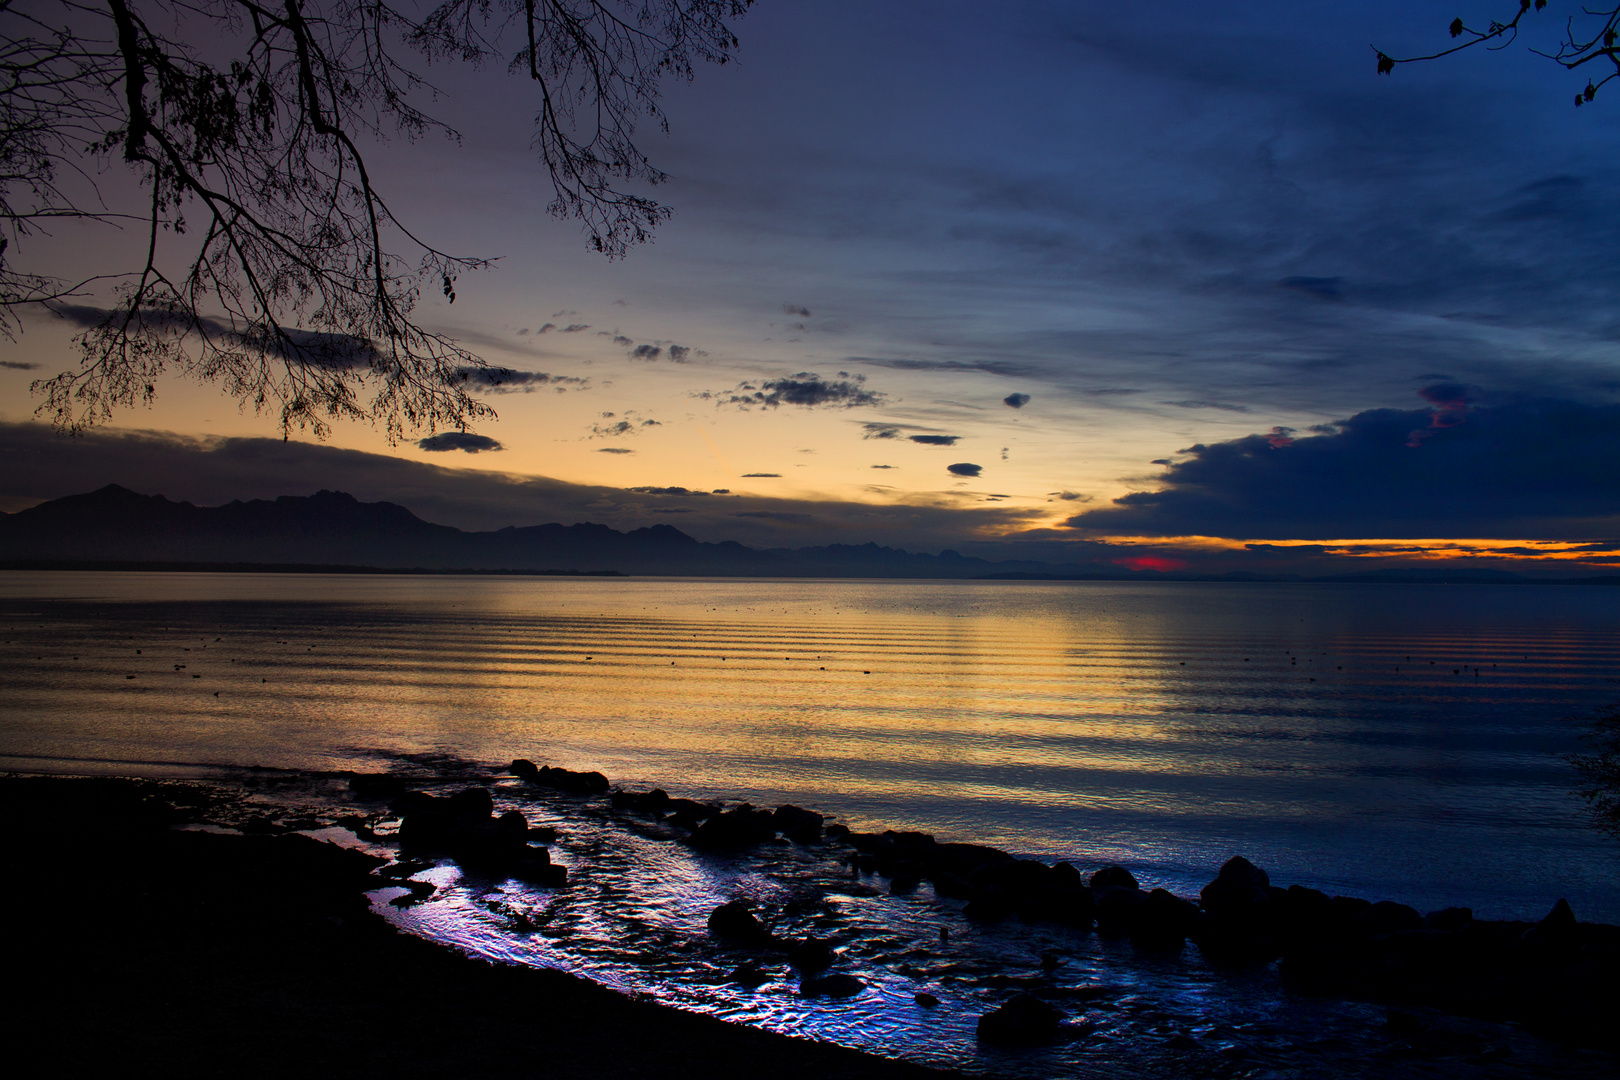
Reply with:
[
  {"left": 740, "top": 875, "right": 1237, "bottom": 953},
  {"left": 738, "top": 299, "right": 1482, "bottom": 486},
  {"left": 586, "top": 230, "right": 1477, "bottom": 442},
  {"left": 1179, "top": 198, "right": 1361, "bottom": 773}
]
[{"left": 3, "top": 572, "right": 1617, "bottom": 1076}]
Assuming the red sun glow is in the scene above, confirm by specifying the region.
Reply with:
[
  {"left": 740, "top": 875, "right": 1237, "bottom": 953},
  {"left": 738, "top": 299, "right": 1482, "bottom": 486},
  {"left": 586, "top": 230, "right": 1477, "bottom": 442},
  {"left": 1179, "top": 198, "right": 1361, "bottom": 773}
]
[{"left": 1114, "top": 555, "right": 1189, "bottom": 572}]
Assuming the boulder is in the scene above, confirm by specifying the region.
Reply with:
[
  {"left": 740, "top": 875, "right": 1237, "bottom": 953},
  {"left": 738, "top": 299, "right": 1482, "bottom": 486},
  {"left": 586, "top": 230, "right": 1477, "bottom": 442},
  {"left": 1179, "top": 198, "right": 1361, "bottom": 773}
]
[
  {"left": 1089, "top": 865, "right": 1138, "bottom": 891},
  {"left": 1131, "top": 888, "right": 1199, "bottom": 949},
  {"left": 1423, "top": 907, "right": 1473, "bottom": 934},
  {"left": 690, "top": 807, "right": 778, "bottom": 850},
  {"left": 708, "top": 899, "right": 771, "bottom": 944},
  {"left": 976, "top": 993, "right": 1065, "bottom": 1046},
  {"left": 729, "top": 962, "right": 771, "bottom": 986},
  {"left": 527, "top": 765, "right": 611, "bottom": 795},
  {"left": 772, "top": 804, "right": 824, "bottom": 843},
  {"left": 1361, "top": 900, "right": 1423, "bottom": 936},
  {"left": 1199, "top": 856, "right": 1270, "bottom": 919},
  {"left": 787, "top": 936, "right": 835, "bottom": 972}
]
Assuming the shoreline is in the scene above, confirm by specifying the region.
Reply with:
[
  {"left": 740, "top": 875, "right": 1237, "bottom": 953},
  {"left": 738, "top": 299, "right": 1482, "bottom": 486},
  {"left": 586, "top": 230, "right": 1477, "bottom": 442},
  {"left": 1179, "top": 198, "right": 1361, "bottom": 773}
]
[{"left": 5, "top": 775, "right": 961, "bottom": 1079}]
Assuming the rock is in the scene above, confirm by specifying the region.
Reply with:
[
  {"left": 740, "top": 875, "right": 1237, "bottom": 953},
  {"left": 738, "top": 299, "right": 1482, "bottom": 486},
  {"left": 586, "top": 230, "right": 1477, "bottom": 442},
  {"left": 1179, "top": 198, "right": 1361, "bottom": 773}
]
[
  {"left": 1522, "top": 898, "right": 1579, "bottom": 952},
  {"left": 446, "top": 786, "right": 494, "bottom": 819},
  {"left": 787, "top": 936, "right": 835, "bottom": 972},
  {"left": 509, "top": 758, "right": 539, "bottom": 780},
  {"left": 1132, "top": 888, "right": 1199, "bottom": 949},
  {"left": 1095, "top": 886, "right": 1148, "bottom": 934},
  {"left": 1089, "top": 865, "right": 1138, "bottom": 891},
  {"left": 1199, "top": 856, "right": 1270, "bottom": 919},
  {"left": 1051, "top": 861, "right": 1082, "bottom": 888},
  {"left": 729, "top": 961, "right": 771, "bottom": 986},
  {"left": 708, "top": 899, "right": 771, "bottom": 944},
  {"left": 1361, "top": 900, "right": 1423, "bottom": 936},
  {"left": 976, "top": 993, "right": 1065, "bottom": 1046},
  {"left": 611, "top": 788, "right": 670, "bottom": 815},
  {"left": 1424, "top": 907, "right": 1473, "bottom": 933},
  {"left": 511, "top": 855, "right": 567, "bottom": 888},
  {"left": 825, "top": 822, "right": 851, "bottom": 839},
  {"left": 801, "top": 973, "right": 865, "bottom": 998},
  {"left": 524, "top": 765, "right": 611, "bottom": 795},
  {"left": 346, "top": 772, "right": 406, "bottom": 799},
  {"left": 914, "top": 992, "right": 941, "bottom": 1008},
  {"left": 889, "top": 873, "right": 920, "bottom": 895},
  {"left": 494, "top": 810, "right": 530, "bottom": 841},
  {"left": 772, "top": 804, "right": 824, "bottom": 843},
  {"left": 690, "top": 807, "right": 778, "bottom": 850}
]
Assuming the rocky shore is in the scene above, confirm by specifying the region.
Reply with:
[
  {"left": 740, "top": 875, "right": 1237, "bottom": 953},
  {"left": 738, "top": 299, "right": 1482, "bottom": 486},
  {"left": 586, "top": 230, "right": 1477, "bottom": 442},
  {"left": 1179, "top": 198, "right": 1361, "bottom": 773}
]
[
  {"left": 12, "top": 757, "right": 1617, "bottom": 1078},
  {"left": 4, "top": 775, "right": 959, "bottom": 1080}
]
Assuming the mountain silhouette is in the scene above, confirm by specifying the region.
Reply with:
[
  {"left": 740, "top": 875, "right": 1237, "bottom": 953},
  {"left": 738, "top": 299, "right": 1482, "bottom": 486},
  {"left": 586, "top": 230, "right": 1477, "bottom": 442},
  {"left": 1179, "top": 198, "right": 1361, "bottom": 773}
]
[{"left": 0, "top": 485, "right": 1061, "bottom": 577}]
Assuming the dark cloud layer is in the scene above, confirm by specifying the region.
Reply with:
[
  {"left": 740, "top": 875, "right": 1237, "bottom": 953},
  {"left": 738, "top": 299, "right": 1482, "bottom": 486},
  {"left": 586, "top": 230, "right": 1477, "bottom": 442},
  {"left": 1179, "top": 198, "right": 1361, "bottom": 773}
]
[
  {"left": 910, "top": 435, "right": 960, "bottom": 446},
  {"left": 1070, "top": 395, "right": 1620, "bottom": 540},
  {"left": 1003, "top": 393, "right": 1031, "bottom": 408},
  {"left": 947, "top": 463, "right": 982, "bottom": 477},
  {"left": 416, "top": 432, "right": 504, "bottom": 453}
]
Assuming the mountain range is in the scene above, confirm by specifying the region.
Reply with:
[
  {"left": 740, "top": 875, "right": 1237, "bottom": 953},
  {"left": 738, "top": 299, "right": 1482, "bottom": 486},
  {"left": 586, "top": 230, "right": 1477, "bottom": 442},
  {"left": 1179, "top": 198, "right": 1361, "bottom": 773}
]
[{"left": 0, "top": 485, "right": 1611, "bottom": 583}]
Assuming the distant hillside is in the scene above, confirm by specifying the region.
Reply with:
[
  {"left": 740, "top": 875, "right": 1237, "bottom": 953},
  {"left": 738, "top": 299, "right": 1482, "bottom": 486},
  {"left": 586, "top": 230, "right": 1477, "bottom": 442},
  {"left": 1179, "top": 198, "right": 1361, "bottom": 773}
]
[
  {"left": 0, "top": 485, "right": 1069, "bottom": 578},
  {"left": 1, "top": 486, "right": 1612, "bottom": 583}
]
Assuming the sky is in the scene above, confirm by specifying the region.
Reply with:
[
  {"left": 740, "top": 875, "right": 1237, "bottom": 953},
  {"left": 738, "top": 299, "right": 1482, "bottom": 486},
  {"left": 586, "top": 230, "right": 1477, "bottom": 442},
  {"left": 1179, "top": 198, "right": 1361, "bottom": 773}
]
[{"left": 3, "top": 1, "right": 1619, "bottom": 573}]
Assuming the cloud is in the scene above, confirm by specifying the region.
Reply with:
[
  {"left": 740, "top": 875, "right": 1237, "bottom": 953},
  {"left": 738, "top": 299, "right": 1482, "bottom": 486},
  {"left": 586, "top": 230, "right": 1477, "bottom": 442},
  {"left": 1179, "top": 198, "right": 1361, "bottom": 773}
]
[
  {"left": 852, "top": 357, "right": 1036, "bottom": 377},
  {"left": 1, "top": 361, "right": 39, "bottom": 371},
  {"left": 448, "top": 367, "right": 588, "bottom": 394},
  {"left": 1068, "top": 393, "right": 1620, "bottom": 540},
  {"left": 560, "top": 324, "right": 589, "bottom": 332},
  {"left": 1049, "top": 491, "right": 1092, "bottom": 502},
  {"left": 597, "top": 447, "right": 635, "bottom": 454},
  {"left": 1162, "top": 400, "right": 1249, "bottom": 413},
  {"left": 1003, "top": 393, "right": 1031, "bottom": 408},
  {"left": 783, "top": 303, "right": 812, "bottom": 317},
  {"left": 871, "top": 464, "right": 895, "bottom": 469},
  {"left": 626, "top": 486, "right": 712, "bottom": 497},
  {"left": 741, "top": 472, "right": 781, "bottom": 477},
  {"left": 947, "top": 462, "right": 982, "bottom": 477},
  {"left": 629, "top": 344, "right": 662, "bottom": 360},
  {"left": 709, "top": 373, "right": 884, "bottom": 409},
  {"left": 589, "top": 411, "right": 661, "bottom": 438},
  {"left": 910, "top": 435, "right": 960, "bottom": 446},
  {"left": 416, "top": 432, "right": 503, "bottom": 453},
  {"left": 668, "top": 345, "right": 690, "bottom": 361}
]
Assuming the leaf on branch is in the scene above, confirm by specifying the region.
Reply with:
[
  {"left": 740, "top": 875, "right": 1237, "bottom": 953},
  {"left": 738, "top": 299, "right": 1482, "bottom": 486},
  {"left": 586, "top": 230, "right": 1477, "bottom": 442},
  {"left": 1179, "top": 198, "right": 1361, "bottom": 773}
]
[
  {"left": 1450, "top": 18, "right": 1464, "bottom": 39},
  {"left": 1376, "top": 52, "right": 1395, "bottom": 75}
]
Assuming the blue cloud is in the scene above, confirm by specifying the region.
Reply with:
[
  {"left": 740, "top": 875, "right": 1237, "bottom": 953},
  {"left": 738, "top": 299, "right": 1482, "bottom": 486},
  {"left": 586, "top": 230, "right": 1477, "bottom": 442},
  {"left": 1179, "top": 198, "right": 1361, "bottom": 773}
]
[{"left": 1069, "top": 393, "right": 1620, "bottom": 540}]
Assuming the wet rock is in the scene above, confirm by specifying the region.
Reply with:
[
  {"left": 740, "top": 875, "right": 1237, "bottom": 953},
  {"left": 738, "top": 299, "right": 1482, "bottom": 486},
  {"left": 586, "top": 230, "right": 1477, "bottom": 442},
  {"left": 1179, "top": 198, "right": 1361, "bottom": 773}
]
[
  {"left": 447, "top": 786, "right": 494, "bottom": 819},
  {"left": 1361, "top": 900, "right": 1423, "bottom": 936},
  {"left": 772, "top": 804, "right": 824, "bottom": 843},
  {"left": 611, "top": 788, "right": 670, "bottom": 815},
  {"left": 976, "top": 993, "right": 1065, "bottom": 1046},
  {"left": 1199, "top": 856, "right": 1270, "bottom": 920},
  {"left": 708, "top": 899, "right": 771, "bottom": 944},
  {"left": 1089, "top": 865, "right": 1138, "bottom": 891},
  {"left": 889, "top": 873, "right": 920, "bottom": 895},
  {"left": 787, "top": 936, "right": 835, "bottom": 972},
  {"left": 1131, "top": 888, "right": 1200, "bottom": 949},
  {"left": 801, "top": 973, "right": 865, "bottom": 998},
  {"left": 690, "top": 807, "right": 778, "bottom": 850},
  {"left": 1051, "top": 861, "right": 1082, "bottom": 888},
  {"left": 825, "top": 822, "right": 851, "bottom": 839},
  {"left": 511, "top": 852, "right": 567, "bottom": 888},
  {"left": 1424, "top": 906, "right": 1473, "bottom": 933},
  {"left": 509, "top": 758, "right": 539, "bottom": 781},
  {"left": 346, "top": 772, "right": 406, "bottom": 800},
  {"left": 519, "top": 764, "right": 610, "bottom": 795},
  {"left": 729, "top": 961, "right": 771, "bottom": 986},
  {"left": 1522, "top": 898, "right": 1579, "bottom": 952},
  {"left": 1094, "top": 886, "right": 1147, "bottom": 934},
  {"left": 914, "top": 992, "right": 941, "bottom": 1008}
]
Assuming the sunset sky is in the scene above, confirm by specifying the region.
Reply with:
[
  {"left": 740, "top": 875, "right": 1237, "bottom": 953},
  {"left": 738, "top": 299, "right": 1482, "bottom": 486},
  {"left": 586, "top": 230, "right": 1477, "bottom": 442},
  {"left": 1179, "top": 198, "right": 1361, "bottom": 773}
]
[{"left": 3, "top": 1, "right": 1619, "bottom": 573}]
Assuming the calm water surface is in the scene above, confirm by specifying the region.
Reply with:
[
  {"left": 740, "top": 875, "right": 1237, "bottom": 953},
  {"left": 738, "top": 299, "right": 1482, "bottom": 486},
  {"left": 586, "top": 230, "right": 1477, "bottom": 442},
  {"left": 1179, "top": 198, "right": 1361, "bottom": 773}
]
[{"left": 2, "top": 572, "right": 1617, "bottom": 1077}]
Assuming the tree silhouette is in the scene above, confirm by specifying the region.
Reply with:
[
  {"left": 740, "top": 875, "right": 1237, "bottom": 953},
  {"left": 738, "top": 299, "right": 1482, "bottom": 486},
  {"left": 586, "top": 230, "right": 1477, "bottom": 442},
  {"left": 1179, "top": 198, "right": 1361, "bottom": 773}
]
[
  {"left": 0, "top": 0, "right": 750, "bottom": 439},
  {"left": 1573, "top": 705, "right": 1620, "bottom": 839},
  {"left": 1376, "top": 1, "right": 1620, "bottom": 107}
]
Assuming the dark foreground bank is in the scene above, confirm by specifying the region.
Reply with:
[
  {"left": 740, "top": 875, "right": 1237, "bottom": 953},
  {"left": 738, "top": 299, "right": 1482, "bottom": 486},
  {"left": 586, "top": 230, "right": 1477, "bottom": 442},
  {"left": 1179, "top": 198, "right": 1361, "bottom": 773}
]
[{"left": 3, "top": 776, "right": 961, "bottom": 1080}]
